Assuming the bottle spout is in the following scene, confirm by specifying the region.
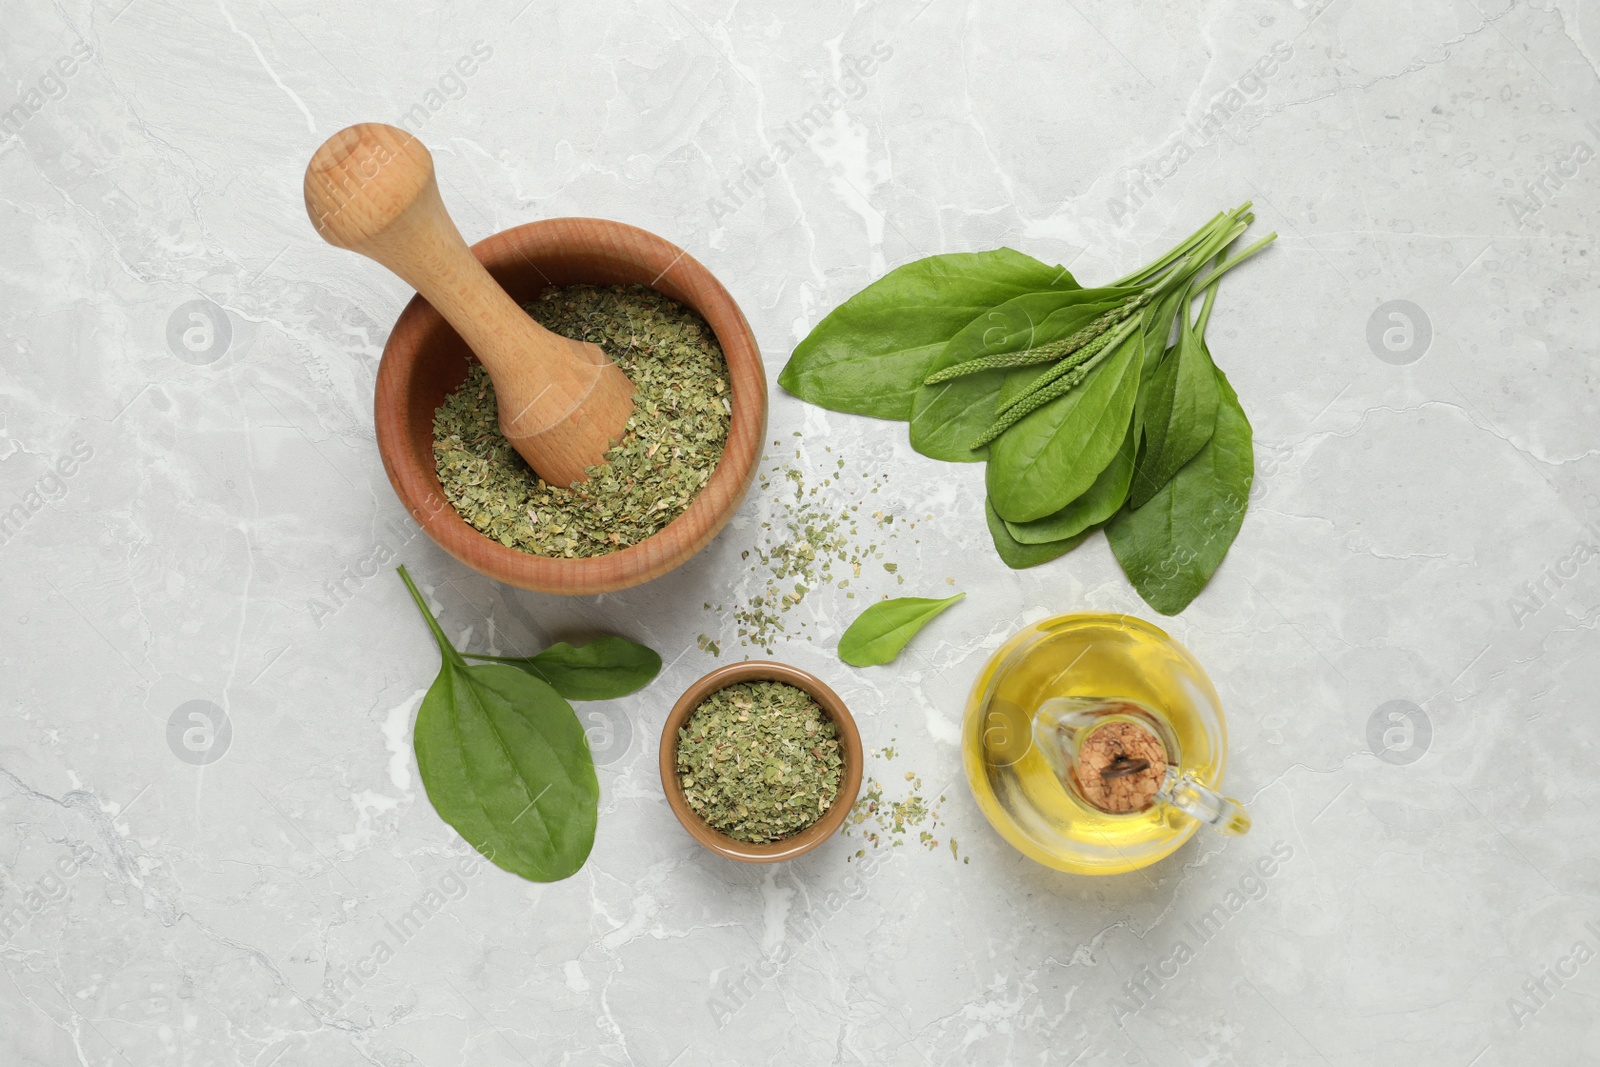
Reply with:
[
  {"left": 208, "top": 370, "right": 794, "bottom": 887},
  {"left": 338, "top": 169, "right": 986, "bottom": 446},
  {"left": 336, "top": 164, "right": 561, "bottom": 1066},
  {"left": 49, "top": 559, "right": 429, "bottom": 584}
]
[{"left": 1159, "top": 772, "right": 1251, "bottom": 837}]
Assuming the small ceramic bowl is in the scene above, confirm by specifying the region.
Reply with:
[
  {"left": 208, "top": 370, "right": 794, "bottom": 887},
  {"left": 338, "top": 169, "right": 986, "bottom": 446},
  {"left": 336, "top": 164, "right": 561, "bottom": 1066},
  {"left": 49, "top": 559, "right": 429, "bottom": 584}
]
[
  {"left": 374, "top": 217, "right": 767, "bottom": 595},
  {"left": 659, "top": 661, "right": 863, "bottom": 863}
]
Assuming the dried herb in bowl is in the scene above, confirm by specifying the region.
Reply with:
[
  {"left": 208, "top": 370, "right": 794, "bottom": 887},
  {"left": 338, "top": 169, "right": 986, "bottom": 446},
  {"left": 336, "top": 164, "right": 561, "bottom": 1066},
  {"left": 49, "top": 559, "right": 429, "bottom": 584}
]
[
  {"left": 675, "top": 680, "right": 844, "bottom": 844},
  {"left": 433, "top": 284, "right": 732, "bottom": 557}
]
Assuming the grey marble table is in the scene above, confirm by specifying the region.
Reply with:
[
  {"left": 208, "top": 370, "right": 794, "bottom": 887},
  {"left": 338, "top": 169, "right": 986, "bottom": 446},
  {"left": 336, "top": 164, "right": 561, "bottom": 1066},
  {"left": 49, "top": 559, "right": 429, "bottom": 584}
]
[{"left": 3, "top": 1, "right": 1598, "bottom": 1064}]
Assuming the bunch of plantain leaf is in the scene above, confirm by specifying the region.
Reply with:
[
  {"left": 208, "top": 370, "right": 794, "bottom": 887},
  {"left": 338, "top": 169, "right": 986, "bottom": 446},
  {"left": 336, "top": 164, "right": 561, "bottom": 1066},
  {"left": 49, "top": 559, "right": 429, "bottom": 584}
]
[{"left": 779, "top": 204, "right": 1274, "bottom": 614}]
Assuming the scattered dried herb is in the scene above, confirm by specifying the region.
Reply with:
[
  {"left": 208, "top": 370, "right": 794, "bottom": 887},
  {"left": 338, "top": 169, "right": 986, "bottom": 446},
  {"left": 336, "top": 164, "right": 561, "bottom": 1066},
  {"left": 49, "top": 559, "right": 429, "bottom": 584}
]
[
  {"left": 704, "top": 451, "right": 910, "bottom": 653},
  {"left": 845, "top": 746, "right": 966, "bottom": 862},
  {"left": 432, "top": 284, "right": 731, "bottom": 557},
  {"left": 676, "top": 681, "right": 843, "bottom": 843}
]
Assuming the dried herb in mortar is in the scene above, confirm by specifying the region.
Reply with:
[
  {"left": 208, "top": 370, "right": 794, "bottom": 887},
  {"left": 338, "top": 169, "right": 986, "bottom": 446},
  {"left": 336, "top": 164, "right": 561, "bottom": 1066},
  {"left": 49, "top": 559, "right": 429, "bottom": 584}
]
[
  {"left": 433, "top": 284, "right": 731, "bottom": 557},
  {"left": 676, "top": 681, "right": 843, "bottom": 843}
]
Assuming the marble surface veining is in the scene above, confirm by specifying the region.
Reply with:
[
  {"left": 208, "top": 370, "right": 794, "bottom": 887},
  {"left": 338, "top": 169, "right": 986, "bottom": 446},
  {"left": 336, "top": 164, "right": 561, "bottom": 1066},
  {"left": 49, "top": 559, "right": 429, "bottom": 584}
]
[{"left": 3, "top": 1, "right": 1599, "bottom": 1064}]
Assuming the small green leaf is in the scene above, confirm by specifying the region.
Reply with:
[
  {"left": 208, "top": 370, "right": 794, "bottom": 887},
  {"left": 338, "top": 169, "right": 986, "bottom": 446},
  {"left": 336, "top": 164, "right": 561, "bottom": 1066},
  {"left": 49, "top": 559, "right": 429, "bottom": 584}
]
[
  {"left": 838, "top": 593, "right": 966, "bottom": 667},
  {"left": 985, "top": 498, "right": 1093, "bottom": 568},
  {"left": 1004, "top": 420, "right": 1136, "bottom": 544},
  {"left": 464, "top": 637, "right": 662, "bottom": 701},
  {"left": 986, "top": 329, "right": 1143, "bottom": 523},
  {"left": 778, "top": 249, "right": 1077, "bottom": 420},
  {"left": 398, "top": 567, "right": 598, "bottom": 883},
  {"left": 1106, "top": 368, "right": 1253, "bottom": 615}
]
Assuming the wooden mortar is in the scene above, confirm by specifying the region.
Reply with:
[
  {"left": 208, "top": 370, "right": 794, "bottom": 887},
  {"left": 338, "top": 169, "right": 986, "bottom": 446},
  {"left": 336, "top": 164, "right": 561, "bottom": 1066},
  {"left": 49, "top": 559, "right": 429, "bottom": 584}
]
[{"left": 305, "top": 125, "right": 766, "bottom": 595}]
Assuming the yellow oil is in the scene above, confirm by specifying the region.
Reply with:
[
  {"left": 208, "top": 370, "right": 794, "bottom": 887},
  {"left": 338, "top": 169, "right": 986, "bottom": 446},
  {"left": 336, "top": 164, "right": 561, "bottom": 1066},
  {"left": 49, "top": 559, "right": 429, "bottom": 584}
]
[{"left": 961, "top": 613, "right": 1227, "bottom": 875}]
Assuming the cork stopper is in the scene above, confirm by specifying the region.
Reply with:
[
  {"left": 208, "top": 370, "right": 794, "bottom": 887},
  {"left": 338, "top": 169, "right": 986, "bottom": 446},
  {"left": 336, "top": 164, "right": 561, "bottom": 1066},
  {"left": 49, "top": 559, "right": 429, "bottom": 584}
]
[{"left": 1072, "top": 720, "right": 1167, "bottom": 814}]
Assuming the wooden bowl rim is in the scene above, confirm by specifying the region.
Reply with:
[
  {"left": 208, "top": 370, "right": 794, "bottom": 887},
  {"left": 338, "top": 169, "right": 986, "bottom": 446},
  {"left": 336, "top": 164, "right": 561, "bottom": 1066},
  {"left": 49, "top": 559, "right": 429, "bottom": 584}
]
[
  {"left": 658, "top": 661, "right": 864, "bottom": 863},
  {"left": 373, "top": 216, "right": 766, "bottom": 595}
]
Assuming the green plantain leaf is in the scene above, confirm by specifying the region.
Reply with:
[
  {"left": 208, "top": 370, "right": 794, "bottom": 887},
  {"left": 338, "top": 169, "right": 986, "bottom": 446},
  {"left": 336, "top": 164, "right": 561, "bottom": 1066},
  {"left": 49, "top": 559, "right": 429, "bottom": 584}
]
[
  {"left": 908, "top": 291, "right": 1127, "bottom": 462},
  {"left": 837, "top": 593, "right": 965, "bottom": 666},
  {"left": 985, "top": 329, "right": 1143, "bottom": 523},
  {"left": 985, "top": 499, "right": 1093, "bottom": 568},
  {"left": 399, "top": 567, "right": 599, "bottom": 882},
  {"left": 1130, "top": 315, "right": 1220, "bottom": 508},
  {"left": 1004, "top": 419, "right": 1136, "bottom": 544},
  {"left": 464, "top": 637, "right": 661, "bottom": 701},
  {"left": 778, "top": 249, "right": 1077, "bottom": 420},
  {"left": 1106, "top": 368, "right": 1253, "bottom": 615},
  {"left": 1141, "top": 284, "right": 1188, "bottom": 360}
]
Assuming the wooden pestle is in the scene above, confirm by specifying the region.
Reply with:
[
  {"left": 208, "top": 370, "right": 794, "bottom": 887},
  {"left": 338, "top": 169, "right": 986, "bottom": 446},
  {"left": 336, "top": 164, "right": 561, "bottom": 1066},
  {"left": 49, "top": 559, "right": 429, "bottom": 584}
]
[{"left": 304, "top": 123, "right": 634, "bottom": 487}]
